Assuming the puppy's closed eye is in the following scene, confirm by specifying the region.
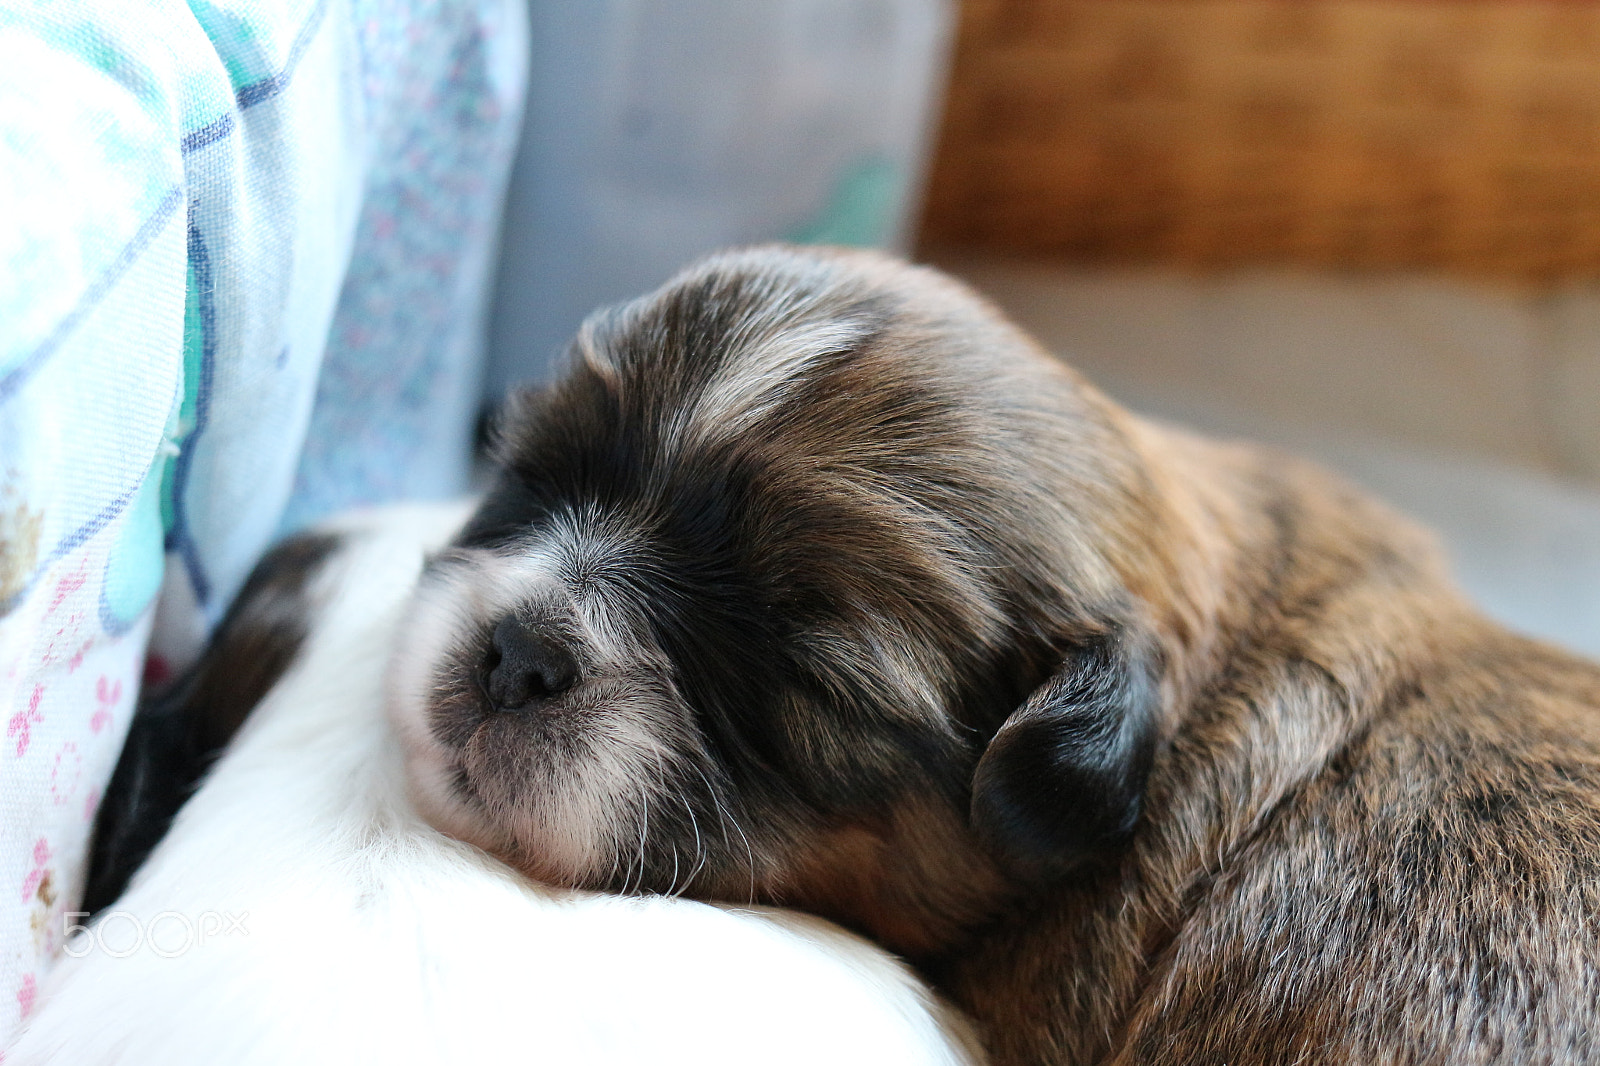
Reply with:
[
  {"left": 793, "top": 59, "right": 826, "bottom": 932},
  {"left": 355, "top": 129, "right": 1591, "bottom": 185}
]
[{"left": 970, "top": 628, "right": 1161, "bottom": 885}]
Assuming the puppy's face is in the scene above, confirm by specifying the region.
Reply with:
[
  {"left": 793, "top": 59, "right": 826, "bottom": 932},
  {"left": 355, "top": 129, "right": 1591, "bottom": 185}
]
[{"left": 390, "top": 247, "right": 1167, "bottom": 950}]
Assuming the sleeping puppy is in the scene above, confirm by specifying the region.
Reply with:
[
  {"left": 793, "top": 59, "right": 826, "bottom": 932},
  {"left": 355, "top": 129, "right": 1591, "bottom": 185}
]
[
  {"left": 392, "top": 245, "right": 1600, "bottom": 1065},
  {"left": 8, "top": 502, "right": 979, "bottom": 1066}
]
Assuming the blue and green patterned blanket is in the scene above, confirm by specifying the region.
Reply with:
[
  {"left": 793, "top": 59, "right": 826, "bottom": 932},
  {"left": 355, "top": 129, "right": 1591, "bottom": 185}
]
[{"left": 0, "top": 0, "right": 525, "bottom": 1037}]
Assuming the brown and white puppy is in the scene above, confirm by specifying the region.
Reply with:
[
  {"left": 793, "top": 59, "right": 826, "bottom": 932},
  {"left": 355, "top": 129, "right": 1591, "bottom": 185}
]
[{"left": 390, "top": 245, "right": 1600, "bottom": 1065}]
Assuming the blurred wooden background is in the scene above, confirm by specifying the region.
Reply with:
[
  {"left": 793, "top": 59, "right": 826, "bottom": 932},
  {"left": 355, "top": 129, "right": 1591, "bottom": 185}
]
[{"left": 920, "top": 0, "right": 1600, "bottom": 281}]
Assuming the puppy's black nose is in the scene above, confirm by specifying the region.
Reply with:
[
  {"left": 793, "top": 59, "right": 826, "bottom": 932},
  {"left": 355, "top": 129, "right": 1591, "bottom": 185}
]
[{"left": 483, "top": 615, "right": 579, "bottom": 710}]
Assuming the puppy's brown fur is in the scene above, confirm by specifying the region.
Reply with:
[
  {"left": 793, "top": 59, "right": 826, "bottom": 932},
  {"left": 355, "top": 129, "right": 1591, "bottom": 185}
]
[
  {"left": 950, "top": 428, "right": 1600, "bottom": 1064},
  {"left": 394, "top": 246, "right": 1600, "bottom": 1065}
]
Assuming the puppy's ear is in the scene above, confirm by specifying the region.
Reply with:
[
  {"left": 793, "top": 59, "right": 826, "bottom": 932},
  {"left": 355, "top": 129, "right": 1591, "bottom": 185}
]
[{"left": 971, "top": 629, "right": 1161, "bottom": 884}]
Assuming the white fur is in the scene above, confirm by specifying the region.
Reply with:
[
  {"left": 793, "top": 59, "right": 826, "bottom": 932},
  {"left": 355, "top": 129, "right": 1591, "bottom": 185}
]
[{"left": 7, "top": 503, "right": 981, "bottom": 1066}]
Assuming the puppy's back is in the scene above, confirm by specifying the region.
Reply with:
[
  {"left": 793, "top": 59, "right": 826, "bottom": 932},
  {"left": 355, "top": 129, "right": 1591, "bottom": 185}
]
[{"left": 1109, "top": 622, "right": 1600, "bottom": 1064}]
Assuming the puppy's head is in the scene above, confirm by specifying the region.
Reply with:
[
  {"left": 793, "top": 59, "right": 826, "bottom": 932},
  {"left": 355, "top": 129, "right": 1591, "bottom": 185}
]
[{"left": 389, "top": 247, "right": 1173, "bottom": 952}]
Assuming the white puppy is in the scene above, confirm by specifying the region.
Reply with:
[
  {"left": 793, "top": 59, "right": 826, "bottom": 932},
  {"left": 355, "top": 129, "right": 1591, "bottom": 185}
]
[{"left": 7, "top": 503, "right": 980, "bottom": 1066}]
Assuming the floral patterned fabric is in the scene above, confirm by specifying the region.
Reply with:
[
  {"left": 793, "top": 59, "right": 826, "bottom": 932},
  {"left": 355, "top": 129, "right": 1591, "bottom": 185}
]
[{"left": 0, "top": 0, "right": 526, "bottom": 1043}]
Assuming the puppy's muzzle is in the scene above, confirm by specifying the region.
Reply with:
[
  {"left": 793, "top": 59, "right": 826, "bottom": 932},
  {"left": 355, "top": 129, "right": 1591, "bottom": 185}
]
[{"left": 482, "top": 615, "right": 581, "bottom": 711}]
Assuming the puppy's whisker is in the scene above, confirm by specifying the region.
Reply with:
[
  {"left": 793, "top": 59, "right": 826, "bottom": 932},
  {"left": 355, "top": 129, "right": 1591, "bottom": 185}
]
[
  {"left": 653, "top": 748, "right": 708, "bottom": 899},
  {"left": 688, "top": 763, "right": 733, "bottom": 853},
  {"left": 643, "top": 745, "right": 681, "bottom": 897},
  {"left": 631, "top": 787, "right": 650, "bottom": 896},
  {"left": 689, "top": 762, "right": 756, "bottom": 903},
  {"left": 714, "top": 793, "right": 759, "bottom": 907},
  {"left": 678, "top": 786, "right": 708, "bottom": 899}
]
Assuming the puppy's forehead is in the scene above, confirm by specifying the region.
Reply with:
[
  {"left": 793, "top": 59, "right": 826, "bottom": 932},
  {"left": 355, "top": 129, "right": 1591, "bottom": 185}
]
[
  {"left": 489, "top": 253, "right": 972, "bottom": 508},
  {"left": 578, "top": 254, "right": 891, "bottom": 434}
]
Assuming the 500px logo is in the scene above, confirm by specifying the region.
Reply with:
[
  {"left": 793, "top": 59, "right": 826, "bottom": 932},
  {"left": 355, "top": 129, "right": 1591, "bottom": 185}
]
[{"left": 63, "top": 910, "right": 249, "bottom": 958}]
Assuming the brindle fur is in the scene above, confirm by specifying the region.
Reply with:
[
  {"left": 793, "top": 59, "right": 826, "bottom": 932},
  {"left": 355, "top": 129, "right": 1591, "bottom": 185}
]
[{"left": 398, "top": 245, "right": 1600, "bottom": 1065}]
